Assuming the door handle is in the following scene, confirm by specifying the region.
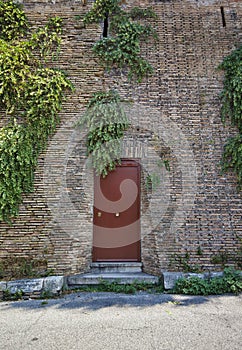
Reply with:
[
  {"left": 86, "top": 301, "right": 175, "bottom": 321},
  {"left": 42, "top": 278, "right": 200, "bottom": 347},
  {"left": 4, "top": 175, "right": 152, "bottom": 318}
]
[
  {"left": 115, "top": 213, "right": 120, "bottom": 217},
  {"left": 97, "top": 212, "right": 102, "bottom": 217}
]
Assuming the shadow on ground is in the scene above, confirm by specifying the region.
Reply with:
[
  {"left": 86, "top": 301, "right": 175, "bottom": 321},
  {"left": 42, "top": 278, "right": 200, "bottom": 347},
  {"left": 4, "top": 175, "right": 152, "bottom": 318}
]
[{"left": 0, "top": 291, "right": 227, "bottom": 312}]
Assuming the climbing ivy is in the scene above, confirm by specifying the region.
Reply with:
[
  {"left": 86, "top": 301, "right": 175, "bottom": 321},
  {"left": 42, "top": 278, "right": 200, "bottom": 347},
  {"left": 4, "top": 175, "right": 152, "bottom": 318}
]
[
  {"left": 219, "top": 46, "right": 242, "bottom": 131},
  {"left": 24, "top": 68, "right": 73, "bottom": 151},
  {"left": 0, "top": 39, "right": 31, "bottom": 113},
  {"left": 219, "top": 46, "right": 242, "bottom": 189},
  {"left": 222, "top": 135, "right": 242, "bottom": 188},
  {"left": 0, "top": 0, "right": 73, "bottom": 221},
  {"left": 30, "top": 16, "right": 63, "bottom": 60},
  {"left": 83, "top": 0, "right": 120, "bottom": 23},
  {"left": 80, "top": 90, "right": 130, "bottom": 177},
  {"left": 0, "top": 123, "right": 36, "bottom": 219},
  {"left": 80, "top": 1, "right": 157, "bottom": 176},
  {"left": 0, "top": 0, "right": 28, "bottom": 40},
  {"left": 0, "top": 16, "right": 67, "bottom": 112},
  {"left": 84, "top": 0, "right": 157, "bottom": 82}
]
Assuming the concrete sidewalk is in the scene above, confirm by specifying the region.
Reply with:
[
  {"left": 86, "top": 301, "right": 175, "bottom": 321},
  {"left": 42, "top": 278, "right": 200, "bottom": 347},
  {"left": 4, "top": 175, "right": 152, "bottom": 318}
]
[{"left": 0, "top": 292, "right": 241, "bottom": 350}]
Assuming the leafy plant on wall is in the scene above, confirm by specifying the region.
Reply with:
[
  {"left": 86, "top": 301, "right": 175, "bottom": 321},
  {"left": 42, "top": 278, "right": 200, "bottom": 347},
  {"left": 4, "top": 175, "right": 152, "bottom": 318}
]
[
  {"left": 84, "top": 0, "right": 157, "bottom": 82},
  {"left": 82, "top": 0, "right": 157, "bottom": 176},
  {"left": 0, "top": 0, "right": 73, "bottom": 222},
  {"left": 80, "top": 90, "right": 130, "bottom": 177},
  {"left": 0, "top": 0, "right": 28, "bottom": 40},
  {"left": 219, "top": 45, "right": 242, "bottom": 189}
]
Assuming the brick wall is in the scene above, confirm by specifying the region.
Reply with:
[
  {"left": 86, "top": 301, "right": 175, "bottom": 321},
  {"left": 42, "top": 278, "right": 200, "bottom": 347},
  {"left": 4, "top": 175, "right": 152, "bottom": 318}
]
[{"left": 0, "top": 0, "right": 241, "bottom": 277}]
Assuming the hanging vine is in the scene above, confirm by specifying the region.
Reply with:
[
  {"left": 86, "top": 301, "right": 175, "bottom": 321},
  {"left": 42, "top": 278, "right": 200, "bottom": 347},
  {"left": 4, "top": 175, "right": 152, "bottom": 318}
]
[
  {"left": 219, "top": 45, "right": 242, "bottom": 189},
  {"left": 0, "top": 0, "right": 73, "bottom": 222},
  {"left": 222, "top": 135, "right": 242, "bottom": 188},
  {"left": 80, "top": 90, "right": 130, "bottom": 177}
]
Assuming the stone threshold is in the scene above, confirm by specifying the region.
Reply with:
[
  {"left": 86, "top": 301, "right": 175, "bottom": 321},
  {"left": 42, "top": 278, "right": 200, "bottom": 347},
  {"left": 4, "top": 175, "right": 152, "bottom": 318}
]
[{"left": 90, "top": 262, "right": 143, "bottom": 273}]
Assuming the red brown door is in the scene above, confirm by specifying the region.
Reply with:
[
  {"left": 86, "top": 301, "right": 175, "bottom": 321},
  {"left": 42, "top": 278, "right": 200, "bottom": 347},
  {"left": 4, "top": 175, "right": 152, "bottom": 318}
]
[{"left": 93, "top": 160, "right": 141, "bottom": 261}]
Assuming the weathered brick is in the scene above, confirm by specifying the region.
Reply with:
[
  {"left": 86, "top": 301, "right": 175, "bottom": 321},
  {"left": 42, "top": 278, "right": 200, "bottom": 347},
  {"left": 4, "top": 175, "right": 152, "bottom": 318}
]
[{"left": 0, "top": 1, "right": 241, "bottom": 277}]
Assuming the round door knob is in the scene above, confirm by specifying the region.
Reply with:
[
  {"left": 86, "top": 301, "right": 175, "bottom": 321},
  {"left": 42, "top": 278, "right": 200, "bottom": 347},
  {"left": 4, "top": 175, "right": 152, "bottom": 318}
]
[
  {"left": 97, "top": 212, "right": 102, "bottom": 217},
  {"left": 115, "top": 213, "right": 120, "bottom": 217}
]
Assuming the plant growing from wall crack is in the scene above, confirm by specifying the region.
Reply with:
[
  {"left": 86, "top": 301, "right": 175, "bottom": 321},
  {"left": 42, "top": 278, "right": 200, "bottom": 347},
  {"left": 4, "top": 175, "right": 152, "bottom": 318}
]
[
  {"left": 0, "top": 0, "right": 73, "bottom": 222},
  {"left": 83, "top": 0, "right": 157, "bottom": 82},
  {"left": 219, "top": 45, "right": 242, "bottom": 189}
]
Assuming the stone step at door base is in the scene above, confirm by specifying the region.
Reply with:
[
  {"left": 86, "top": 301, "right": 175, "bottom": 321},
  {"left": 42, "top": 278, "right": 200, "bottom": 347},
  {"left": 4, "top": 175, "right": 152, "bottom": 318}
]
[
  {"left": 67, "top": 262, "right": 159, "bottom": 287},
  {"left": 90, "top": 262, "right": 143, "bottom": 273},
  {"left": 67, "top": 272, "right": 159, "bottom": 287}
]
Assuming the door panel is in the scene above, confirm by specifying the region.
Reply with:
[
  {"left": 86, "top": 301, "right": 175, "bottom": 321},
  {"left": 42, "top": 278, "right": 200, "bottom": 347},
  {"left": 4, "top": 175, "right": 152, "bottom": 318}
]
[{"left": 93, "top": 160, "right": 141, "bottom": 261}]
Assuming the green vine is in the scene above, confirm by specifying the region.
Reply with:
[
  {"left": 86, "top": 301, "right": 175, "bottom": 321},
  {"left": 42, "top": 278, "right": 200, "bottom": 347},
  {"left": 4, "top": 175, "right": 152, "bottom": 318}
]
[
  {"left": 219, "top": 46, "right": 242, "bottom": 130},
  {"left": 0, "top": 0, "right": 73, "bottom": 222},
  {"left": 222, "top": 134, "right": 242, "bottom": 188},
  {"left": 80, "top": 1, "right": 157, "bottom": 175},
  {"left": 84, "top": 0, "right": 157, "bottom": 82},
  {"left": 0, "top": 39, "right": 31, "bottom": 113},
  {"left": 30, "top": 17, "right": 63, "bottom": 60},
  {"left": 219, "top": 46, "right": 242, "bottom": 189},
  {"left": 0, "top": 123, "right": 36, "bottom": 218},
  {"left": 80, "top": 90, "right": 130, "bottom": 177},
  {"left": 0, "top": 0, "right": 28, "bottom": 40},
  {"left": 83, "top": 0, "right": 120, "bottom": 23}
]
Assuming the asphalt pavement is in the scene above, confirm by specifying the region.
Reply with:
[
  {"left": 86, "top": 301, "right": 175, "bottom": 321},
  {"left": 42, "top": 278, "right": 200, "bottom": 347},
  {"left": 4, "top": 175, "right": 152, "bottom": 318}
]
[{"left": 0, "top": 292, "right": 241, "bottom": 350}]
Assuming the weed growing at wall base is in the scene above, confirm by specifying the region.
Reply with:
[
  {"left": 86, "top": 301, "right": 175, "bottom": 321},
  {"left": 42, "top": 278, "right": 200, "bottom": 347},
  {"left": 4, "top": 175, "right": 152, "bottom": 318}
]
[
  {"left": 0, "top": 257, "right": 54, "bottom": 281},
  {"left": 69, "top": 279, "right": 163, "bottom": 294},
  {"left": 2, "top": 289, "right": 23, "bottom": 301},
  {"left": 172, "top": 268, "right": 242, "bottom": 295}
]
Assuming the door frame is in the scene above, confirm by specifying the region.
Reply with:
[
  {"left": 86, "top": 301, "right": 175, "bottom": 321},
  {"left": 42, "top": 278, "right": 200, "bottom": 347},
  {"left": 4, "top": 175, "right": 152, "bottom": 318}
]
[{"left": 92, "top": 158, "right": 141, "bottom": 262}]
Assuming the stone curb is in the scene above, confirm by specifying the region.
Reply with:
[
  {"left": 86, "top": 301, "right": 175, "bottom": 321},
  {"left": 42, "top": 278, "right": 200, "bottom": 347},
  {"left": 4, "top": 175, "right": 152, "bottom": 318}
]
[
  {"left": 1, "top": 271, "right": 241, "bottom": 298},
  {"left": 161, "top": 271, "right": 225, "bottom": 290},
  {"left": 0, "top": 276, "right": 64, "bottom": 298}
]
